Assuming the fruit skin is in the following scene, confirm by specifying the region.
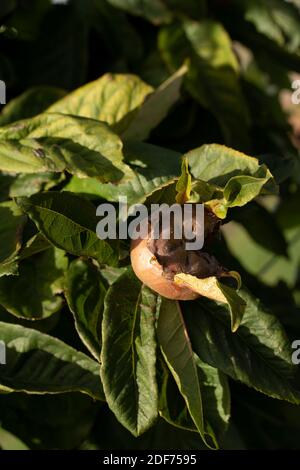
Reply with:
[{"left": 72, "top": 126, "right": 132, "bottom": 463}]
[{"left": 130, "top": 236, "right": 199, "bottom": 300}]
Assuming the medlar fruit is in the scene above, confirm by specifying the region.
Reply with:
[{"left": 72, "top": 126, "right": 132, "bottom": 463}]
[{"left": 130, "top": 206, "right": 224, "bottom": 300}]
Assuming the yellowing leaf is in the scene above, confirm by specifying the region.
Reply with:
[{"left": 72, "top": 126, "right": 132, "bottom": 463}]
[
  {"left": 0, "top": 113, "right": 129, "bottom": 182},
  {"left": 175, "top": 274, "right": 226, "bottom": 303},
  {"left": 174, "top": 273, "right": 246, "bottom": 332},
  {"left": 47, "top": 73, "right": 153, "bottom": 132}
]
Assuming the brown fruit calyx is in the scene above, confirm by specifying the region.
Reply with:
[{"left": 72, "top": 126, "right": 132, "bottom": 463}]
[{"left": 147, "top": 207, "right": 222, "bottom": 281}]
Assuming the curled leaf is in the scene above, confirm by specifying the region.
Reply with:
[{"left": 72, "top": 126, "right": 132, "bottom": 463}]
[{"left": 174, "top": 273, "right": 246, "bottom": 332}]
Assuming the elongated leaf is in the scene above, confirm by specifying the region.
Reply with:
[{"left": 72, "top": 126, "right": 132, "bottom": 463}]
[
  {"left": 194, "top": 354, "right": 231, "bottom": 441},
  {"left": 65, "top": 141, "right": 180, "bottom": 205},
  {"left": 122, "top": 66, "right": 187, "bottom": 141},
  {"left": 100, "top": 269, "right": 158, "bottom": 436},
  {"left": 159, "top": 358, "right": 197, "bottom": 432},
  {"left": 216, "top": 281, "right": 245, "bottom": 332},
  {"left": 0, "top": 86, "right": 66, "bottom": 126},
  {"left": 0, "top": 113, "right": 128, "bottom": 182},
  {"left": 157, "top": 297, "right": 216, "bottom": 448},
  {"left": 65, "top": 258, "right": 106, "bottom": 360},
  {"left": 17, "top": 192, "right": 118, "bottom": 266},
  {"left": 0, "top": 247, "right": 67, "bottom": 320},
  {"left": 184, "top": 290, "right": 300, "bottom": 404},
  {"left": 159, "top": 352, "right": 230, "bottom": 442},
  {"left": 159, "top": 21, "right": 250, "bottom": 149},
  {"left": 18, "top": 233, "right": 51, "bottom": 261},
  {"left": 0, "top": 322, "right": 104, "bottom": 400},
  {"left": 47, "top": 73, "right": 153, "bottom": 132}
]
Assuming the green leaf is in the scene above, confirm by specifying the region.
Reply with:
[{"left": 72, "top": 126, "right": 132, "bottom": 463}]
[
  {"left": 100, "top": 266, "right": 127, "bottom": 286},
  {"left": 65, "top": 258, "right": 106, "bottom": 361},
  {"left": 194, "top": 355, "right": 231, "bottom": 442},
  {"left": 159, "top": 21, "right": 250, "bottom": 149},
  {"left": 0, "top": 201, "right": 27, "bottom": 277},
  {"left": 187, "top": 144, "right": 275, "bottom": 189},
  {"left": 0, "top": 321, "right": 104, "bottom": 400},
  {"left": 100, "top": 269, "right": 158, "bottom": 436},
  {"left": 17, "top": 191, "right": 119, "bottom": 267},
  {"left": 9, "top": 172, "right": 65, "bottom": 198},
  {"left": 223, "top": 172, "right": 275, "bottom": 208},
  {"left": 216, "top": 281, "right": 246, "bottom": 332},
  {"left": 157, "top": 297, "right": 216, "bottom": 448},
  {"left": 0, "top": 113, "right": 128, "bottom": 182},
  {"left": 0, "top": 86, "right": 66, "bottom": 126},
  {"left": 159, "top": 352, "right": 230, "bottom": 442},
  {"left": 47, "top": 73, "right": 153, "bottom": 133},
  {"left": 159, "top": 358, "right": 197, "bottom": 433},
  {"left": 184, "top": 290, "right": 300, "bottom": 404},
  {"left": 122, "top": 65, "right": 187, "bottom": 141},
  {"left": 185, "top": 144, "right": 277, "bottom": 217},
  {"left": 0, "top": 247, "right": 67, "bottom": 320},
  {"left": 106, "top": 0, "right": 172, "bottom": 24},
  {"left": 64, "top": 141, "right": 180, "bottom": 205},
  {"left": 176, "top": 156, "right": 192, "bottom": 203}
]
